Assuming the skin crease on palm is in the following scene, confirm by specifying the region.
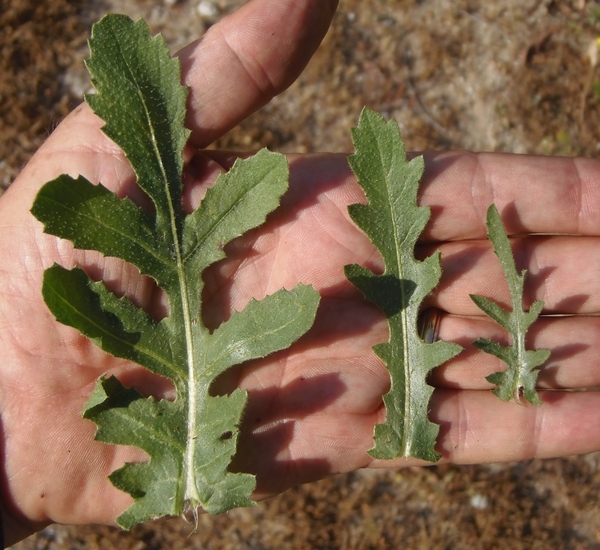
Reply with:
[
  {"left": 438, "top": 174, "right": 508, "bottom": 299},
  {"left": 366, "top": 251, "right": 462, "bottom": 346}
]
[{"left": 2, "top": 0, "right": 600, "bottom": 545}]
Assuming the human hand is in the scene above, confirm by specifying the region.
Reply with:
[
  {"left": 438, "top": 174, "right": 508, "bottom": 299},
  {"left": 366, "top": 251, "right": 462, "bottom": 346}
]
[
  {"left": 0, "top": 0, "right": 338, "bottom": 542},
  {"left": 2, "top": 0, "right": 600, "bottom": 544}
]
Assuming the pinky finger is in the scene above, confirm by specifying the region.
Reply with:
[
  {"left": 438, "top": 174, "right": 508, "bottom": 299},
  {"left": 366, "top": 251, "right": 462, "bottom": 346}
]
[{"left": 369, "top": 389, "right": 600, "bottom": 468}]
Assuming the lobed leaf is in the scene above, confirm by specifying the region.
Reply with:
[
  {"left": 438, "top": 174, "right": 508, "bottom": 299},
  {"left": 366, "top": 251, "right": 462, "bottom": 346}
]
[
  {"left": 344, "top": 108, "right": 462, "bottom": 462},
  {"left": 31, "top": 14, "right": 319, "bottom": 527},
  {"left": 470, "top": 204, "right": 550, "bottom": 405}
]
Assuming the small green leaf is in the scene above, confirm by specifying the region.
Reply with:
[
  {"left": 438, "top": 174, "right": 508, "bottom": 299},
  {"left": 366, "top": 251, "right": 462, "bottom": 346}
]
[
  {"left": 31, "top": 14, "right": 319, "bottom": 527},
  {"left": 470, "top": 204, "right": 550, "bottom": 406},
  {"left": 469, "top": 294, "right": 510, "bottom": 327},
  {"left": 345, "top": 108, "right": 462, "bottom": 462}
]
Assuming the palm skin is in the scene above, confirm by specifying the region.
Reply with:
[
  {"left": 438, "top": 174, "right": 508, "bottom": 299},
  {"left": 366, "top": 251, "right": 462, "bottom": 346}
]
[{"left": 2, "top": 0, "right": 600, "bottom": 545}]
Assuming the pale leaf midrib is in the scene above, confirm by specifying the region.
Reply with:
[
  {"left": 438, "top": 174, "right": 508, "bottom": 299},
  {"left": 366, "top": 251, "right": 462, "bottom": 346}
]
[
  {"left": 492, "top": 210, "right": 527, "bottom": 393},
  {"left": 374, "top": 121, "right": 413, "bottom": 457},
  {"left": 510, "top": 276, "right": 526, "bottom": 392},
  {"left": 111, "top": 32, "right": 199, "bottom": 506}
]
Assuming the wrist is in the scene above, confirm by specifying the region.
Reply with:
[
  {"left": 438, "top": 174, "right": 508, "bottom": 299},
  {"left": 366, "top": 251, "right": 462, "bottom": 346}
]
[
  {"left": 0, "top": 440, "right": 46, "bottom": 547},
  {"left": 0, "top": 482, "right": 44, "bottom": 547}
]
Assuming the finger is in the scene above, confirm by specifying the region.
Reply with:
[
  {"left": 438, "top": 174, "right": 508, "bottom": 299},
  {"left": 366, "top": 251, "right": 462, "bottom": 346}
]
[
  {"left": 246, "top": 388, "right": 600, "bottom": 492},
  {"left": 201, "top": 152, "right": 600, "bottom": 317},
  {"left": 435, "top": 389, "right": 600, "bottom": 464},
  {"left": 431, "top": 314, "right": 600, "bottom": 391},
  {"left": 419, "top": 235, "right": 600, "bottom": 314},
  {"left": 229, "top": 296, "right": 391, "bottom": 495},
  {"left": 234, "top": 296, "right": 390, "bottom": 417},
  {"left": 419, "top": 151, "right": 600, "bottom": 241},
  {"left": 365, "top": 389, "right": 600, "bottom": 468},
  {"left": 179, "top": 0, "right": 338, "bottom": 147},
  {"left": 201, "top": 154, "right": 370, "bottom": 315},
  {"left": 12, "top": 0, "right": 337, "bottom": 191}
]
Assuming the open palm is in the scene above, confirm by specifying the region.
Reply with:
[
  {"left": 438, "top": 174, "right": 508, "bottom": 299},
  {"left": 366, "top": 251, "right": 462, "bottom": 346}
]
[{"left": 2, "top": 0, "right": 600, "bottom": 544}]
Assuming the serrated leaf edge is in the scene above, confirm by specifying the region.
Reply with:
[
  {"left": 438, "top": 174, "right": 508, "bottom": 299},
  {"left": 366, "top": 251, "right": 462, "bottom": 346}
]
[{"left": 470, "top": 204, "right": 550, "bottom": 405}]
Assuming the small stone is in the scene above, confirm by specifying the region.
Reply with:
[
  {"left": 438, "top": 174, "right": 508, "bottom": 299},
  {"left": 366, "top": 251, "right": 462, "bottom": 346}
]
[
  {"left": 470, "top": 494, "right": 488, "bottom": 510},
  {"left": 197, "top": 1, "right": 219, "bottom": 18}
]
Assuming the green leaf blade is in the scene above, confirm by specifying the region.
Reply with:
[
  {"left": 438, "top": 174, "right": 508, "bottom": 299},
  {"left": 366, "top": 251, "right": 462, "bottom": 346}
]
[
  {"left": 31, "top": 174, "right": 173, "bottom": 285},
  {"left": 85, "top": 14, "right": 189, "bottom": 221},
  {"left": 192, "top": 389, "right": 256, "bottom": 514},
  {"left": 31, "top": 14, "right": 320, "bottom": 527},
  {"left": 474, "top": 338, "right": 514, "bottom": 364},
  {"left": 205, "top": 285, "right": 320, "bottom": 381},
  {"left": 524, "top": 300, "right": 545, "bottom": 328},
  {"left": 183, "top": 150, "right": 289, "bottom": 277},
  {"left": 83, "top": 376, "right": 185, "bottom": 456},
  {"left": 469, "top": 294, "right": 510, "bottom": 327},
  {"left": 83, "top": 376, "right": 186, "bottom": 526},
  {"left": 472, "top": 204, "right": 550, "bottom": 405},
  {"left": 43, "top": 264, "right": 182, "bottom": 382},
  {"left": 346, "top": 108, "right": 462, "bottom": 461}
]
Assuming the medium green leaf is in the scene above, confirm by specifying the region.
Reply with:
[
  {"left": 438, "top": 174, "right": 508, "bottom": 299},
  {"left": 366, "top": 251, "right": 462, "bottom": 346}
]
[
  {"left": 345, "top": 108, "right": 462, "bottom": 462},
  {"left": 470, "top": 204, "right": 550, "bottom": 405},
  {"left": 205, "top": 285, "right": 320, "bottom": 380},
  {"left": 469, "top": 294, "right": 510, "bottom": 328},
  {"left": 84, "top": 14, "right": 189, "bottom": 226},
  {"left": 42, "top": 264, "right": 181, "bottom": 382},
  {"left": 31, "top": 175, "right": 166, "bottom": 281},
  {"left": 31, "top": 14, "right": 319, "bottom": 528}
]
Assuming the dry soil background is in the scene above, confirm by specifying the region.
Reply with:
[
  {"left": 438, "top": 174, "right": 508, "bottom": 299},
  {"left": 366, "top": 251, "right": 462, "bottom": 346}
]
[{"left": 4, "top": 0, "right": 600, "bottom": 548}]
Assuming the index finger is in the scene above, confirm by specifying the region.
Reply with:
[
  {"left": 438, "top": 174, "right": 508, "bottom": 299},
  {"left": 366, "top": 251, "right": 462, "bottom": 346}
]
[
  {"left": 419, "top": 151, "right": 600, "bottom": 241},
  {"left": 179, "top": 0, "right": 338, "bottom": 148},
  {"left": 11, "top": 0, "right": 338, "bottom": 194}
]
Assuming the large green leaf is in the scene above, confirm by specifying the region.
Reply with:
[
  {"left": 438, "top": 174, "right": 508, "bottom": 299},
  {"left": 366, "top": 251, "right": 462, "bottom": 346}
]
[
  {"left": 31, "top": 14, "right": 319, "bottom": 528},
  {"left": 471, "top": 204, "right": 550, "bottom": 405},
  {"left": 345, "top": 108, "right": 462, "bottom": 462}
]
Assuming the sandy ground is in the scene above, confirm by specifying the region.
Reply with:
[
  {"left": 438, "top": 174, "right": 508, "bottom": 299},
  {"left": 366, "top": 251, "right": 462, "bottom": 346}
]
[{"left": 4, "top": 0, "right": 600, "bottom": 548}]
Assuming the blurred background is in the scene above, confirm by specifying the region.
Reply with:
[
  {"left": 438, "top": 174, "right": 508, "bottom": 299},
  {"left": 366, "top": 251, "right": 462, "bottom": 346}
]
[{"left": 3, "top": 0, "right": 600, "bottom": 548}]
